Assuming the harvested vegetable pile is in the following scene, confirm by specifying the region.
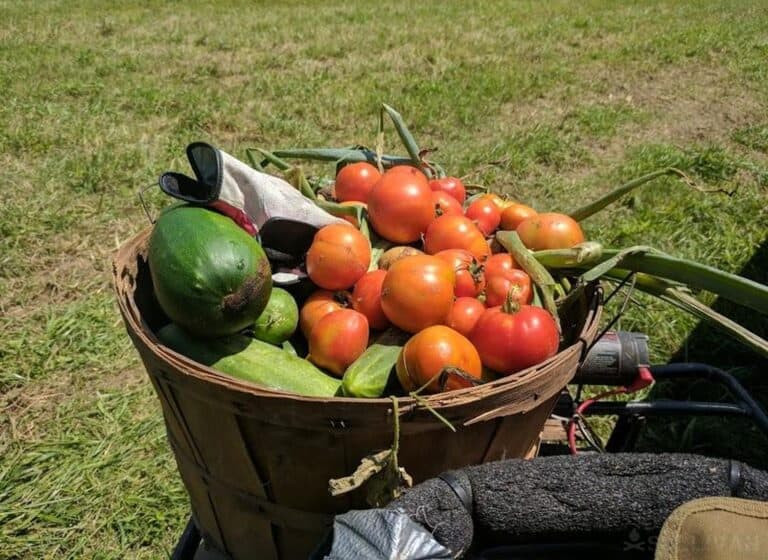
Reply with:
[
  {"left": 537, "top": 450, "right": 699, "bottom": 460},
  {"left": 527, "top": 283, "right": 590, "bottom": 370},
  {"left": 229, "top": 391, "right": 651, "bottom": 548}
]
[{"left": 148, "top": 105, "right": 768, "bottom": 401}]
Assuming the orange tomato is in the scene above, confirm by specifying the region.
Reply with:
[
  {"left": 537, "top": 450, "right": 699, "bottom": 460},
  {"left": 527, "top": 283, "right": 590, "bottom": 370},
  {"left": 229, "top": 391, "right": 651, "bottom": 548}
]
[
  {"left": 367, "top": 166, "right": 434, "bottom": 243},
  {"left": 334, "top": 162, "right": 381, "bottom": 203},
  {"left": 351, "top": 269, "right": 390, "bottom": 330},
  {"left": 423, "top": 215, "right": 491, "bottom": 261},
  {"left": 516, "top": 212, "right": 585, "bottom": 250},
  {"left": 308, "top": 309, "right": 369, "bottom": 376},
  {"left": 299, "top": 289, "right": 349, "bottom": 338},
  {"left": 396, "top": 325, "right": 482, "bottom": 393},
  {"left": 380, "top": 255, "right": 455, "bottom": 333},
  {"left": 306, "top": 223, "right": 371, "bottom": 290},
  {"left": 499, "top": 203, "right": 537, "bottom": 231}
]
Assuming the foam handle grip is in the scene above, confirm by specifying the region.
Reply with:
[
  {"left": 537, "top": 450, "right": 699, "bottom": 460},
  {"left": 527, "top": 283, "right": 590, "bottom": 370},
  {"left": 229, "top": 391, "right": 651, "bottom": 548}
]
[{"left": 389, "top": 453, "right": 768, "bottom": 555}]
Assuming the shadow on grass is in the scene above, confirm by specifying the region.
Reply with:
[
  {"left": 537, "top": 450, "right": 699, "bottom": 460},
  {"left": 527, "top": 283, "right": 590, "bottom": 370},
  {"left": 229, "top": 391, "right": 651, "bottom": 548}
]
[{"left": 635, "top": 239, "right": 768, "bottom": 469}]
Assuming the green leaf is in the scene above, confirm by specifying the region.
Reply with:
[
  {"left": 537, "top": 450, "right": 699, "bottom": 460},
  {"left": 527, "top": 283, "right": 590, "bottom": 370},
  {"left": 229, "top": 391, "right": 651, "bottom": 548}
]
[{"left": 566, "top": 167, "right": 693, "bottom": 222}]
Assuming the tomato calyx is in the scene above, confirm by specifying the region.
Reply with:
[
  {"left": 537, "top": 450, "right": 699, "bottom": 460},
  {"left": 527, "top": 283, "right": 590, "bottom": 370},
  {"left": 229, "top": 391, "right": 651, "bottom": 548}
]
[
  {"left": 333, "top": 290, "right": 352, "bottom": 306},
  {"left": 453, "top": 255, "right": 484, "bottom": 282},
  {"left": 468, "top": 258, "right": 484, "bottom": 280},
  {"left": 501, "top": 286, "right": 523, "bottom": 314},
  {"left": 467, "top": 261, "right": 485, "bottom": 289}
]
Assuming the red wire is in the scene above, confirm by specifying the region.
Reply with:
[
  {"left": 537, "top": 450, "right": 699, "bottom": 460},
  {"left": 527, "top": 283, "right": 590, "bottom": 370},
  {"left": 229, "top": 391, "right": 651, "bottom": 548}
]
[
  {"left": 567, "top": 366, "right": 654, "bottom": 455},
  {"left": 567, "top": 388, "right": 627, "bottom": 455}
]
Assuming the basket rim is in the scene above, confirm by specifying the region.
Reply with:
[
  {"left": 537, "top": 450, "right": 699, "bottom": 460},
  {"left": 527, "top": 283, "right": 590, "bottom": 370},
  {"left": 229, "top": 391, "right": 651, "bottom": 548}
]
[{"left": 113, "top": 227, "right": 602, "bottom": 413}]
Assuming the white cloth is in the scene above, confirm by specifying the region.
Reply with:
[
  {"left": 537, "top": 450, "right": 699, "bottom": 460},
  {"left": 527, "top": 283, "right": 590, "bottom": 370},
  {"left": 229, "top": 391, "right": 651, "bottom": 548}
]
[{"left": 188, "top": 142, "right": 343, "bottom": 231}]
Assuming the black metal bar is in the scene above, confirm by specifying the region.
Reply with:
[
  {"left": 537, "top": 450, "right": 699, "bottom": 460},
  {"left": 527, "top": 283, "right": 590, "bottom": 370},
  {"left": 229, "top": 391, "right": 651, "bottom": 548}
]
[
  {"left": 585, "top": 400, "right": 751, "bottom": 417},
  {"left": 649, "top": 363, "right": 768, "bottom": 435},
  {"left": 171, "top": 517, "right": 201, "bottom": 560}
]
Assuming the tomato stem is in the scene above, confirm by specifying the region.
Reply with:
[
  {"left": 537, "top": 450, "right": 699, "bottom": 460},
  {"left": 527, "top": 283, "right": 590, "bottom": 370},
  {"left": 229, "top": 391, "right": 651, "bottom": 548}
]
[{"left": 502, "top": 287, "right": 522, "bottom": 314}]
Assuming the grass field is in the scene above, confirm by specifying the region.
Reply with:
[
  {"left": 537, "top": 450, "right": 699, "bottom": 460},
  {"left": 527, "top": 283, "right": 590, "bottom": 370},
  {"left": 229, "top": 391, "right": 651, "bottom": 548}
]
[{"left": 2, "top": 0, "right": 767, "bottom": 557}]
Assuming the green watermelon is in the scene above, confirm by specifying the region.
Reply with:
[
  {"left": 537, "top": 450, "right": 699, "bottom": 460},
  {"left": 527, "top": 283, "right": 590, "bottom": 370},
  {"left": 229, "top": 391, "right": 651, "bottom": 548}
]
[{"left": 148, "top": 205, "right": 272, "bottom": 337}]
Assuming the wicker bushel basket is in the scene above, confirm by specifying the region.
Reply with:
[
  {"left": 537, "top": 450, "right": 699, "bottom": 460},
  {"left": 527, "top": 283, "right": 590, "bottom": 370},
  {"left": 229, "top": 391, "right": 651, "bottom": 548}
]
[{"left": 114, "top": 228, "right": 602, "bottom": 559}]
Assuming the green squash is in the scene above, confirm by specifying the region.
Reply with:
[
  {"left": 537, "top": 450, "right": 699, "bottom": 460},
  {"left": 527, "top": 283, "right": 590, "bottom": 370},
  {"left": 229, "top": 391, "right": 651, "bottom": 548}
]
[{"left": 148, "top": 205, "right": 272, "bottom": 337}]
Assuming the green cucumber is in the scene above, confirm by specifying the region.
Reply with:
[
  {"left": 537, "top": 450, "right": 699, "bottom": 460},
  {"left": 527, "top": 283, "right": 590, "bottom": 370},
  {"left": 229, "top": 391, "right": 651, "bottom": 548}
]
[
  {"left": 341, "top": 342, "right": 402, "bottom": 398},
  {"left": 157, "top": 323, "right": 340, "bottom": 397}
]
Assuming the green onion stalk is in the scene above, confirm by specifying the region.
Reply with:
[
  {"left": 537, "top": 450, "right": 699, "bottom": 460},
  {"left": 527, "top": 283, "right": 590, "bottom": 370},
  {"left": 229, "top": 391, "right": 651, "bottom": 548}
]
[{"left": 531, "top": 245, "right": 768, "bottom": 358}]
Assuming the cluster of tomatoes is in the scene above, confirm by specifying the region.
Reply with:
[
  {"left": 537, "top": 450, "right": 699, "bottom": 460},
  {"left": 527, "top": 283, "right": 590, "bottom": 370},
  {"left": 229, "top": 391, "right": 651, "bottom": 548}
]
[{"left": 301, "top": 161, "right": 587, "bottom": 394}]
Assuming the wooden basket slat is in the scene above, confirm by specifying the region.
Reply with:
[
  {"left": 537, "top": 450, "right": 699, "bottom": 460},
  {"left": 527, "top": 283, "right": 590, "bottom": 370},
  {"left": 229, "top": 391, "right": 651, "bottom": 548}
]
[
  {"left": 480, "top": 393, "right": 559, "bottom": 462},
  {"left": 169, "top": 384, "right": 279, "bottom": 558}
]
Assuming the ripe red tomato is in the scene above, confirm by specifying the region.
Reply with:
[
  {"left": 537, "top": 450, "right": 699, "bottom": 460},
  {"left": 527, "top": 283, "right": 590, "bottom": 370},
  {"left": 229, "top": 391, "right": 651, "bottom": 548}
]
[
  {"left": 334, "top": 162, "right": 381, "bottom": 203},
  {"left": 435, "top": 249, "right": 485, "bottom": 298},
  {"left": 446, "top": 297, "right": 486, "bottom": 337},
  {"left": 516, "top": 212, "right": 585, "bottom": 250},
  {"left": 351, "top": 269, "right": 390, "bottom": 330},
  {"left": 484, "top": 269, "right": 532, "bottom": 307},
  {"left": 499, "top": 203, "right": 537, "bottom": 231},
  {"left": 470, "top": 305, "right": 559, "bottom": 375},
  {"left": 429, "top": 176, "right": 466, "bottom": 204},
  {"left": 483, "top": 253, "right": 517, "bottom": 278},
  {"left": 380, "top": 255, "right": 455, "bottom": 333},
  {"left": 299, "top": 290, "right": 349, "bottom": 338},
  {"left": 396, "top": 325, "right": 482, "bottom": 393},
  {"left": 367, "top": 166, "right": 434, "bottom": 243},
  {"left": 308, "top": 309, "right": 369, "bottom": 376},
  {"left": 423, "top": 215, "right": 491, "bottom": 261},
  {"left": 432, "top": 190, "right": 463, "bottom": 217},
  {"left": 465, "top": 198, "right": 501, "bottom": 236}
]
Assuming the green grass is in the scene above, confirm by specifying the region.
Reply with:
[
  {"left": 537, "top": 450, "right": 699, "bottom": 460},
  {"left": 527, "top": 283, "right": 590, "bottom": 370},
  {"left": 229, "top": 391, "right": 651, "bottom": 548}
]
[{"left": 1, "top": 0, "right": 767, "bottom": 557}]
